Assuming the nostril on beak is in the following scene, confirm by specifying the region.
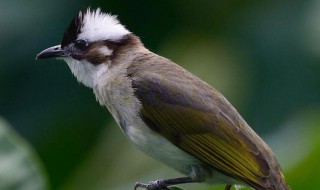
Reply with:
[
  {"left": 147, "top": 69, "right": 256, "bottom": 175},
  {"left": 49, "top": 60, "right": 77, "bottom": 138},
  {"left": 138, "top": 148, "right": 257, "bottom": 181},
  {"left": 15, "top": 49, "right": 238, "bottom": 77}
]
[{"left": 54, "top": 47, "right": 59, "bottom": 51}]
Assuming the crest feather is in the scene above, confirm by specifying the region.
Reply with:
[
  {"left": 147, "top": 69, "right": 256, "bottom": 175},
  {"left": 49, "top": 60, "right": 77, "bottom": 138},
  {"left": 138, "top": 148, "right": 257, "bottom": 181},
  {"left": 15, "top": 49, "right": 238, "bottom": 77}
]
[
  {"left": 61, "top": 8, "right": 130, "bottom": 48},
  {"left": 61, "top": 10, "right": 84, "bottom": 48}
]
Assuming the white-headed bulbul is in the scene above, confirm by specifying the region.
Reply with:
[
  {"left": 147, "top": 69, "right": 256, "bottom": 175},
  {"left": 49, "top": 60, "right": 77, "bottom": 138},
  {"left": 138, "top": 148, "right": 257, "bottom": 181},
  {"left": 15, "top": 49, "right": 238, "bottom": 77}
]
[{"left": 36, "top": 8, "right": 290, "bottom": 190}]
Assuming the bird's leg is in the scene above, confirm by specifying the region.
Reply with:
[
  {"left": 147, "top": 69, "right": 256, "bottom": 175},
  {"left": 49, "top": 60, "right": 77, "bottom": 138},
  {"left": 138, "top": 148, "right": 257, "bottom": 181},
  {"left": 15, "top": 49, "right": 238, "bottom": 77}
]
[
  {"left": 225, "top": 185, "right": 232, "bottom": 190},
  {"left": 134, "top": 177, "right": 198, "bottom": 190}
]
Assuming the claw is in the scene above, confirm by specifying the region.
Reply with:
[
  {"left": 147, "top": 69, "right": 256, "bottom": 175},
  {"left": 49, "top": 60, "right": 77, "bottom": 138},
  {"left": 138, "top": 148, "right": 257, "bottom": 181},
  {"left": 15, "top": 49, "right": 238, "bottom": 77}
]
[
  {"left": 134, "top": 182, "right": 142, "bottom": 190},
  {"left": 134, "top": 180, "right": 168, "bottom": 190}
]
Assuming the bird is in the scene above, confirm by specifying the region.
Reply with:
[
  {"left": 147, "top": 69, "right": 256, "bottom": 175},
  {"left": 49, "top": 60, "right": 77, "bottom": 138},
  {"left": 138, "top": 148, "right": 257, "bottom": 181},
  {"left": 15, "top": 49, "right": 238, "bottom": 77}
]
[{"left": 36, "top": 8, "right": 290, "bottom": 190}]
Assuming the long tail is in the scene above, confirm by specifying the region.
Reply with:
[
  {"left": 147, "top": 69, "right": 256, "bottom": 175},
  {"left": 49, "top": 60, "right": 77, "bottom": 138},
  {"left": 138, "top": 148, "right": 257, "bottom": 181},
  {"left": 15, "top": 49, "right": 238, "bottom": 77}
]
[{"left": 276, "top": 173, "right": 290, "bottom": 190}]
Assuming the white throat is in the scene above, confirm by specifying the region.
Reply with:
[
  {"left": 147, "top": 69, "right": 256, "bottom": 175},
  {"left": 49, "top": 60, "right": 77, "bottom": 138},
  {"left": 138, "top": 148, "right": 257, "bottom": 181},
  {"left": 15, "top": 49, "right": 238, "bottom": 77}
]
[{"left": 64, "top": 57, "right": 109, "bottom": 88}]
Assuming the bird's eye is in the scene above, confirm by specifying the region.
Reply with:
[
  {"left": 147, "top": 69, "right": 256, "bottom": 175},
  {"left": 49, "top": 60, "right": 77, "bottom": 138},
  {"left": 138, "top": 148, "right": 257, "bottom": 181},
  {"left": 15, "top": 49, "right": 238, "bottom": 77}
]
[{"left": 75, "top": 39, "right": 89, "bottom": 50}]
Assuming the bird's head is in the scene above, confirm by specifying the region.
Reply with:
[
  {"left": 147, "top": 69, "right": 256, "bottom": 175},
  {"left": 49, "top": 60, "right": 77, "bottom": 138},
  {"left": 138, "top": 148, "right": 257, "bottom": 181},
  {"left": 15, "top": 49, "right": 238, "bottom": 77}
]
[{"left": 37, "top": 8, "right": 137, "bottom": 88}]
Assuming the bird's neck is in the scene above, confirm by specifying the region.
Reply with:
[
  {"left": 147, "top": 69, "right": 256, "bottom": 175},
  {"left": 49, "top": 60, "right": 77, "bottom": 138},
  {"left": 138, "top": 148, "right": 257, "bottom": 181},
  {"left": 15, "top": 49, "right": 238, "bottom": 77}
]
[{"left": 92, "top": 39, "right": 149, "bottom": 133}]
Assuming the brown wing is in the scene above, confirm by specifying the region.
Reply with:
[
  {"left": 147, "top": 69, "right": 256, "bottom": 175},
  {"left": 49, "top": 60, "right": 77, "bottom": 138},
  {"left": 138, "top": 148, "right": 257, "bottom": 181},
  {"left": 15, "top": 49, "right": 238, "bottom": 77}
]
[{"left": 128, "top": 57, "right": 273, "bottom": 189}]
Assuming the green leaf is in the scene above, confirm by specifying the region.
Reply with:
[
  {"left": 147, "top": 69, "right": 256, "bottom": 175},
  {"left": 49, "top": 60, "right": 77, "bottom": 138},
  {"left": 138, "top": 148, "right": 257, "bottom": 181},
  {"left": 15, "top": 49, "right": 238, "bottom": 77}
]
[
  {"left": 0, "top": 117, "right": 49, "bottom": 190},
  {"left": 168, "top": 186, "right": 185, "bottom": 190}
]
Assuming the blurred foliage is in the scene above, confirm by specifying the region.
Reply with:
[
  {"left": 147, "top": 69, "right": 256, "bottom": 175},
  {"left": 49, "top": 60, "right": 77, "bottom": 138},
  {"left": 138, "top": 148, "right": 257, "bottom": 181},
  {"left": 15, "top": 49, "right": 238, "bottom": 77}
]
[
  {"left": 0, "top": 0, "right": 320, "bottom": 190},
  {"left": 0, "top": 117, "right": 48, "bottom": 190},
  {"left": 167, "top": 186, "right": 185, "bottom": 190},
  {"left": 284, "top": 109, "right": 320, "bottom": 189}
]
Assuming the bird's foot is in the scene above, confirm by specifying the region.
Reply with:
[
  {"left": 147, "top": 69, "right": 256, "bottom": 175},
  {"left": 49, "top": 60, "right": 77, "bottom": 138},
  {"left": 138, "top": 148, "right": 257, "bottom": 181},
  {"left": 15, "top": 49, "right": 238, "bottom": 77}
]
[
  {"left": 134, "top": 180, "right": 170, "bottom": 190},
  {"left": 134, "top": 177, "right": 196, "bottom": 190}
]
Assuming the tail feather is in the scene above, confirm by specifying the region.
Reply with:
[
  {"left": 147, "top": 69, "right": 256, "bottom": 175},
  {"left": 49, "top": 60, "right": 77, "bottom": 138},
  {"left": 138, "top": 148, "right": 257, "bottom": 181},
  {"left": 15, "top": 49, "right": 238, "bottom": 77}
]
[
  {"left": 240, "top": 170, "right": 290, "bottom": 190},
  {"left": 276, "top": 173, "right": 290, "bottom": 190}
]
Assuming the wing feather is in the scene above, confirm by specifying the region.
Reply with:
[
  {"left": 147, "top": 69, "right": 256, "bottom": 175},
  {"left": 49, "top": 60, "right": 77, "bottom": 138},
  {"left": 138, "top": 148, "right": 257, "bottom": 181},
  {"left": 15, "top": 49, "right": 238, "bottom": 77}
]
[{"left": 128, "top": 58, "right": 271, "bottom": 189}]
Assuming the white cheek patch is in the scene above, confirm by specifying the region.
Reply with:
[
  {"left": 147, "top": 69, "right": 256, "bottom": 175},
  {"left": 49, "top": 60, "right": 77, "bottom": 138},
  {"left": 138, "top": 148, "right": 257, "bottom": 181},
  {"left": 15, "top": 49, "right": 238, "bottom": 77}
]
[{"left": 98, "top": 47, "right": 113, "bottom": 56}]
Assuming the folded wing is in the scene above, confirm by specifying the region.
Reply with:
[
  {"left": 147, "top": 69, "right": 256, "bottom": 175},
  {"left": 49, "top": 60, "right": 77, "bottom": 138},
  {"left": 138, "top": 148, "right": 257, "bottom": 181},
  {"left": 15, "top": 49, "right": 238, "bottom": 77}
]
[{"left": 128, "top": 58, "right": 274, "bottom": 189}]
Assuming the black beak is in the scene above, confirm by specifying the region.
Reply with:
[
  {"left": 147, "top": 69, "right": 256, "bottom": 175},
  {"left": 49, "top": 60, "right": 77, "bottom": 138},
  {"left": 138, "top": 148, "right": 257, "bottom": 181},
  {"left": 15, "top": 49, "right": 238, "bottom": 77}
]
[{"left": 36, "top": 45, "right": 66, "bottom": 59}]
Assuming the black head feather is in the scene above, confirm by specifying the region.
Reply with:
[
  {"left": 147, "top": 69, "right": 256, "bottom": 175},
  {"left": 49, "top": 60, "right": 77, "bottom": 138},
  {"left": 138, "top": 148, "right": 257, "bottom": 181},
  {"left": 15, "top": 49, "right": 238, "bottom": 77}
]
[{"left": 61, "top": 10, "right": 85, "bottom": 48}]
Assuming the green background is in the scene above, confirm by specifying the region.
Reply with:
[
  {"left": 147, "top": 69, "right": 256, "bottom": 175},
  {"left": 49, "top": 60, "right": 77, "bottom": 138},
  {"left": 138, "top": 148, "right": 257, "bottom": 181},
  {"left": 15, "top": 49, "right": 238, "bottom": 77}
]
[{"left": 1, "top": 0, "right": 320, "bottom": 189}]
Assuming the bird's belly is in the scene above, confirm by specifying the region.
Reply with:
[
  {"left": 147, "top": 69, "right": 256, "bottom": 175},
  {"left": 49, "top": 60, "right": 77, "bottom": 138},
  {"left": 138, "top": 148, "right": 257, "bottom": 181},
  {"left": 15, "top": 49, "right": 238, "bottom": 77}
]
[
  {"left": 124, "top": 121, "right": 199, "bottom": 175},
  {"left": 124, "top": 122, "right": 241, "bottom": 185}
]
